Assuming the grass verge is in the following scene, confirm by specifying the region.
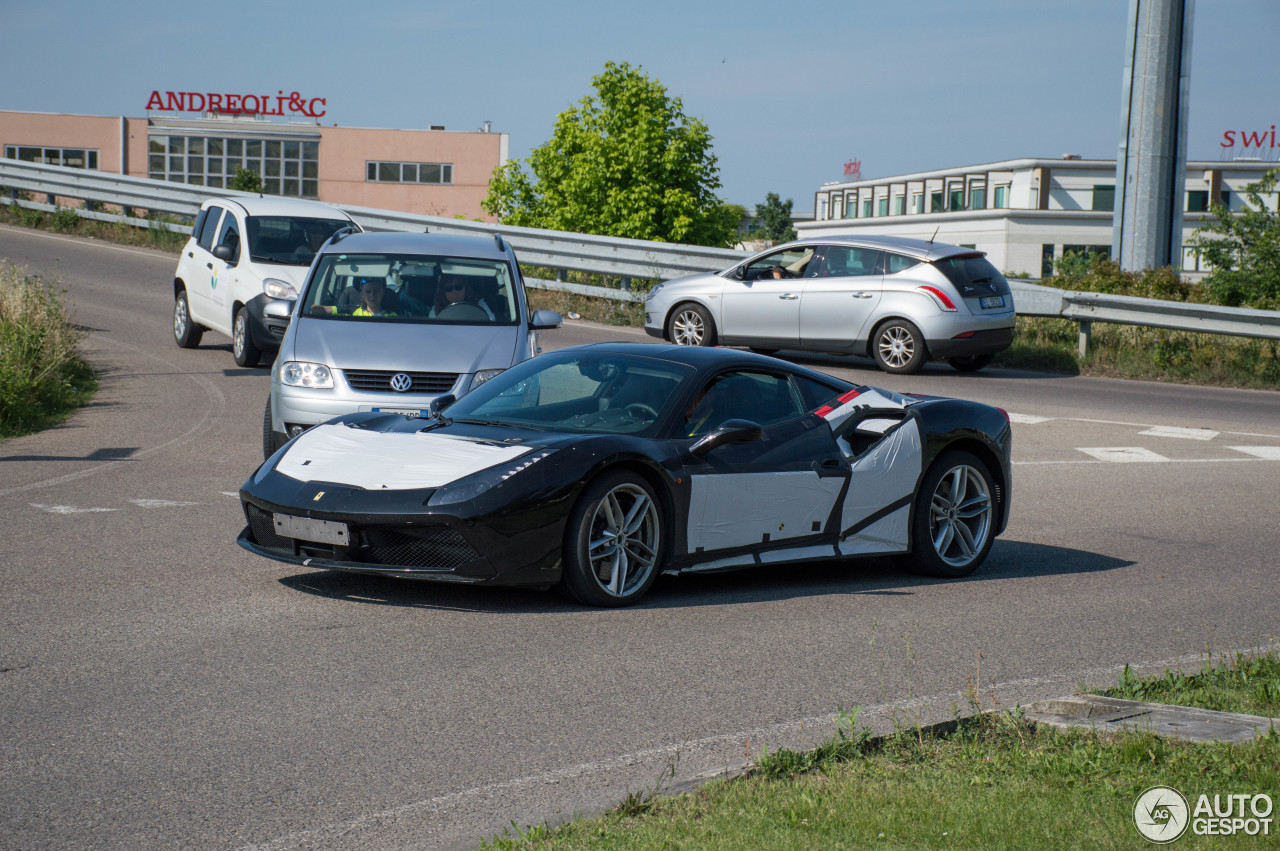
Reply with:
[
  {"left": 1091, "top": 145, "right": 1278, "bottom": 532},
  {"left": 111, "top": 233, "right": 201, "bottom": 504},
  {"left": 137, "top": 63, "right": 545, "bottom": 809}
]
[
  {"left": 0, "top": 200, "right": 190, "bottom": 253},
  {"left": 479, "top": 651, "right": 1280, "bottom": 849},
  {"left": 0, "top": 261, "right": 98, "bottom": 438}
]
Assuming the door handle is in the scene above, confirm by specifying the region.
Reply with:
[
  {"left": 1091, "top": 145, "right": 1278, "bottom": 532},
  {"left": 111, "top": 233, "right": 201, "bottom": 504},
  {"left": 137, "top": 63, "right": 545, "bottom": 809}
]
[
  {"left": 206, "top": 263, "right": 213, "bottom": 269},
  {"left": 778, "top": 293, "right": 798, "bottom": 300},
  {"left": 187, "top": 251, "right": 194, "bottom": 258},
  {"left": 851, "top": 292, "right": 873, "bottom": 298}
]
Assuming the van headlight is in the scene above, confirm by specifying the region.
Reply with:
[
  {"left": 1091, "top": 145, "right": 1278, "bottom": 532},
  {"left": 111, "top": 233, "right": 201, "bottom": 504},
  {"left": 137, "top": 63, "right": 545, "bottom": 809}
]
[
  {"left": 263, "top": 278, "right": 297, "bottom": 299},
  {"left": 281, "top": 361, "right": 333, "bottom": 388},
  {"left": 470, "top": 368, "right": 504, "bottom": 390}
]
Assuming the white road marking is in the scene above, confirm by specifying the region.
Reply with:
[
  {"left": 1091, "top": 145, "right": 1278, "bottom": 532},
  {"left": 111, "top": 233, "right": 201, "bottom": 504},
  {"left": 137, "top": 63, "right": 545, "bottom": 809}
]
[
  {"left": 129, "top": 499, "right": 201, "bottom": 508},
  {"left": 222, "top": 492, "right": 240, "bottom": 497},
  {"left": 1139, "top": 425, "right": 1219, "bottom": 440},
  {"left": 30, "top": 503, "right": 119, "bottom": 515},
  {"left": 1079, "top": 447, "right": 1170, "bottom": 463},
  {"left": 0, "top": 222, "right": 176, "bottom": 259},
  {"left": 1065, "top": 416, "right": 1279, "bottom": 440},
  {"left": 1229, "top": 445, "right": 1280, "bottom": 460},
  {"left": 1008, "top": 413, "right": 1053, "bottom": 424}
]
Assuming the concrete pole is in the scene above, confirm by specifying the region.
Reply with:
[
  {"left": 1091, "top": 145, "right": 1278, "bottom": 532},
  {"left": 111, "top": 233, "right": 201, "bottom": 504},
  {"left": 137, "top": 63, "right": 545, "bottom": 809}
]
[{"left": 1112, "top": 0, "right": 1195, "bottom": 271}]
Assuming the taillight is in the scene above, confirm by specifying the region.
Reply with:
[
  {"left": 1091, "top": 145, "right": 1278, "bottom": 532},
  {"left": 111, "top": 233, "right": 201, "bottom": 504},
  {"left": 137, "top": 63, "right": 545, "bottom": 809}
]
[{"left": 915, "top": 285, "right": 957, "bottom": 312}]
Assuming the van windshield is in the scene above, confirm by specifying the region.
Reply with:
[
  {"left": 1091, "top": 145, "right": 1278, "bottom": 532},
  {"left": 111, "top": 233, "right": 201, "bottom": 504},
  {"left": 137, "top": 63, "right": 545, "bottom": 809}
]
[
  {"left": 245, "top": 216, "right": 353, "bottom": 265},
  {"left": 300, "top": 253, "right": 520, "bottom": 326}
]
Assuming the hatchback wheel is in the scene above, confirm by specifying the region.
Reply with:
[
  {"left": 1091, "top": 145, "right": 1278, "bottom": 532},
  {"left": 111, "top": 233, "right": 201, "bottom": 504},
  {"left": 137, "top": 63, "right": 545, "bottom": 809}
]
[
  {"left": 872, "top": 320, "right": 927, "bottom": 374},
  {"left": 908, "top": 450, "right": 996, "bottom": 578},
  {"left": 559, "top": 471, "right": 664, "bottom": 606},
  {"left": 233, "top": 306, "right": 261, "bottom": 368},
  {"left": 668, "top": 304, "right": 716, "bottom": 347},
  {"left": 173, "top": 288, "right": 203, "bottom": 349}
]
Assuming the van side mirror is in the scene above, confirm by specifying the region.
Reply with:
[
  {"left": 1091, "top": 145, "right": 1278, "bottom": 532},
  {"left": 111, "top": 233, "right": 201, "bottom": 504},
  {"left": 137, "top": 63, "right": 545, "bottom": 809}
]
[
  {"left": 690, "top": 419, "right": 764, "bottom": 456},
  {"left": 530, "top": 310, "right": 562, "bottom": 330},
  {"left": 212, "top": 244, "right": 235, "bottom": 262}
]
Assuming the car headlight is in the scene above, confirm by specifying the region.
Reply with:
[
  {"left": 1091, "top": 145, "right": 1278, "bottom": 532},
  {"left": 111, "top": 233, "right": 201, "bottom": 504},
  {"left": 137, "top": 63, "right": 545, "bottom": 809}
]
[
  {"left": 263, "top": 278, "right": 297, "bottom": 300},
  {"left": 470, "top": 368, "right": 504, "bottom": 390},
  {"left": 281, "top": 361, "right": 334, "bottom": 389},
  {"left": 645, "top": 283, "right": 665, "bottom": 302}
]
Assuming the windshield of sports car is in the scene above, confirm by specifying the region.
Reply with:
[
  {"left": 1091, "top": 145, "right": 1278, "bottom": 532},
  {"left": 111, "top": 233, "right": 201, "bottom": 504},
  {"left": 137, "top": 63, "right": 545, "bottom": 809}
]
[
  {"left": 444, "top": 352, "right": 694, "bottom": 436},
  {"left": 299, "top": 253, "right": 519, "bottom": 325},
  {"left": 245, "top": 216, "right": 353, "bottom": 265}
]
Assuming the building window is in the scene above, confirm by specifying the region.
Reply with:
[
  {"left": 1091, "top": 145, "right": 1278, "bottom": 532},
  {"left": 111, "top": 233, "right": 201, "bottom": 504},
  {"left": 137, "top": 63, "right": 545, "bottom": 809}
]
[
  {"left": 912, "top": 193, "right": 924, "bottom": 214},
  {"left": 1092, "top": 185, "right": 1115, "bottom": 212},
  {"left": 844, "top": 196, "right": 856, "bottom": 218},
  {"left": 949, "top": 187, "right": 965, "bottom": 211},
  {"left": 148, "top": 134, "right": 319, "bottom": 197},
  {"left": 5, "top": 145, "right": 98, "bottom": 169},
  {"left": 862, "top": 198, "right": 872, "bottom": 218},
  {"left": 893, "top": 196, "right": 905, "bottom": 216},
  {"left": 1186, "top": 190, "right": 1209, "bottom": 212},
  {"left": 819, "top": 197, "right": 828, "bottom": 219},
  {"left": 1041, "top": 244, "right": 1055, "bottom": 278},
  {"left": 1063, "top": 245, "right": 1111, "bottom": 260},
  {"left": 931, "top": 191, "right": 944, "bottom": 213},
  {"left": 993, "top": 185, "right": 1009, "bottom": 208},
  {"left": 970, "top": 187, "right": 986, "bottom": 210},
  {"left": 366, "top": 160, "right": 453, "bottom": 185},
  {"left": 878, "top": 197, "right": 889, "bottom": 217}
]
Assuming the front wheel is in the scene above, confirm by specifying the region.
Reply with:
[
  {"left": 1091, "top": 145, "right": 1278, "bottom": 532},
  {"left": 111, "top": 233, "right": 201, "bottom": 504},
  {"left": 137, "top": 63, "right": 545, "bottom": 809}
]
[
  {"left": 559, "top": 471, "right": 664, "bottom": 606},
  {"left": 667, "top": 303, "right": 716, "bottom": 347},
  {"left": 173, "top": 288, "right": 203, "bottom": 349},
  {"left": 233, "top": 305, "right": 261, "bottom": 368},
  {"left": 908, "top": 450, "right": 996, "bottom": 578},
  {"left": 949, "top": 354, "right": 993, "bottom": 372},
  {"left": 872, "top": 320, "right": 927, "bottom": 374}
]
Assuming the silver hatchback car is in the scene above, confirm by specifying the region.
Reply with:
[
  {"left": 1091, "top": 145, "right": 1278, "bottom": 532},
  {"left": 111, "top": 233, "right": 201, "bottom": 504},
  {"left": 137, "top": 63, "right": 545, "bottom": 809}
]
[
  {"left": 644, "top": 235, "right": 1015, "bottom": 374},
  {"left": 264, "top": 230, "right": 561, "bottom": 457}
]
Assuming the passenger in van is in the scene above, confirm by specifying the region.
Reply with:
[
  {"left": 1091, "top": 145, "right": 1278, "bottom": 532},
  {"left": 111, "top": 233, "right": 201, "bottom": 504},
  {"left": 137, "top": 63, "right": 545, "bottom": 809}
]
[
  {"left": 429, "top": 274, "right": 495, "bottom": 320},
  {"left": 351, "top": 276, "right": 397, "bottom": 316}
]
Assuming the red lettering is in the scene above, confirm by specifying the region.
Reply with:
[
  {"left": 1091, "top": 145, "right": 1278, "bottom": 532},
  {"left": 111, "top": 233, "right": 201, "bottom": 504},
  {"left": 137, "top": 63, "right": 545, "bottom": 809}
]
[
  {"left": 207, "top": 93, "right": 224, "bottom": 113},
  {"left": 242, "top": 95, "right": 260, "bottom": 114},
  {"left": 1242, "top": 130, "right": 1267, "bottom": 148},
  {"left": 166, "top": 91, "right": 184, "bottom": 111},
  {"left": 225, "top": 94, "right": 240, "bottom": 114},
  {"left": 1272, "top": 125, "right": 1277, "bottom": 148},
  {"left": 277, "top": 93, "right": 287, "bottom": 115},
  {"left": 145, "top": 90, "right": 165, "bottom": 111},
  {"left": 308, "top": 97, "right": 326, "bottom": 117},
  {"left": 1221, "top": 130, "right": 1235, "bottom": 148},
  {"left": 185, "top": 92, "right": 206, "bottom": 112}
]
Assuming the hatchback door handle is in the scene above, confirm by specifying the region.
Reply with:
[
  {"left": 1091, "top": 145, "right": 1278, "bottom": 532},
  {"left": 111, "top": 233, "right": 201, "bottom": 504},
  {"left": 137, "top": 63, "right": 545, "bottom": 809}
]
[
  {"left": 852, "top": 292, "right": 873, "bottom": 298},
  {"left": 778, "top": 293, "right": 798, "bottom": 300}
]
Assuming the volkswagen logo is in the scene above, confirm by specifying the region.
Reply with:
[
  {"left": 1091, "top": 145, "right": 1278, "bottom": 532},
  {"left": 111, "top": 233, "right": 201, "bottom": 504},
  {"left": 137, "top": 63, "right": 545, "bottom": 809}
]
[{"left": 389, "top": 372, "right": 413, "bottom": 393}]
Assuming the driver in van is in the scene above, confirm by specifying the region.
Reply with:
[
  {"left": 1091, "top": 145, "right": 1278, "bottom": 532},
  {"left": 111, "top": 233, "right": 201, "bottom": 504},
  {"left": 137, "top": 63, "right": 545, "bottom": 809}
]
[{"left": 430, "top": 274, "right": 496, "bottom": 319}]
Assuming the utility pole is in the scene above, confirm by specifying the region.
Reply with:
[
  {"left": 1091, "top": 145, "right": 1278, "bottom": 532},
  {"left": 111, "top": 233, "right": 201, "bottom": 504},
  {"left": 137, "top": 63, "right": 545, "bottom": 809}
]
[{"left": 1112, "top": 0, "right": 1195, "bottom": 271}]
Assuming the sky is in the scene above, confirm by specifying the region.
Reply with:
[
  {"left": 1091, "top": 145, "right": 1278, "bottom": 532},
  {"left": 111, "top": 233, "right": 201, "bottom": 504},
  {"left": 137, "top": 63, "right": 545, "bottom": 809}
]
[{"left": 2, "top": 0, "right": 1277, "bottom": 211}]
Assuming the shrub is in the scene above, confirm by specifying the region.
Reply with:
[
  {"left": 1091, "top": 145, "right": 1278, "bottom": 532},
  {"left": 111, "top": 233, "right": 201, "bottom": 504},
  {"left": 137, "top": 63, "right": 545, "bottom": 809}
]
[{"left": 50, "top": 206, "right": 81, "bottom": 233}]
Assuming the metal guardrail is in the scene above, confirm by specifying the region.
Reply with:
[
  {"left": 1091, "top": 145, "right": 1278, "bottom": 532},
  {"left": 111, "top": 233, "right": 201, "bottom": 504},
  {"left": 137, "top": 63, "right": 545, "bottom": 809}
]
[{"left": 3, "top": 159, "right": 1278, "bottom": 353}]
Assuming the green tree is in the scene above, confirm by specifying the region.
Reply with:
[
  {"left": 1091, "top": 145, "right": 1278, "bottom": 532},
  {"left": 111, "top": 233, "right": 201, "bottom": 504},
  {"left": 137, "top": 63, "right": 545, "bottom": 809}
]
[
  {"left": 483, "top": 61, "right": 739, "bottom": 247},
  {"left": 748, "top": 192, "right": 797, "bottom": 243},
  {"left": 229, "top": 166, "right": 263, "bottom": 194},
  {"left": 1191, "top": 167, "right": 1280, "bottom": 309}
]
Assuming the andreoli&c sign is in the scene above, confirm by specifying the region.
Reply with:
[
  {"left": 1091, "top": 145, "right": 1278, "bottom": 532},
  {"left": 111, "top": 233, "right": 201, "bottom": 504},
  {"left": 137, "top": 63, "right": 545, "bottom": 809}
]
[{"left": 145, "top": 90, "right": 327, "bottom": 118}]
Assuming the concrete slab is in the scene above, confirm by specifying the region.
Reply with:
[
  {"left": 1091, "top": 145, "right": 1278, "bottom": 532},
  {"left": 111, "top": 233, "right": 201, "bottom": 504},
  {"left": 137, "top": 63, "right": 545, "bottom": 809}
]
[{"left": 1022, "top": 695, "right": 1280, "bottom": 743}]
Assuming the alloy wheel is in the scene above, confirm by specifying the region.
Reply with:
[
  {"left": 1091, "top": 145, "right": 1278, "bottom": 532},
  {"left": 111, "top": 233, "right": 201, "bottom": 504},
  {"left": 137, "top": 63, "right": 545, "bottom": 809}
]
[
  {"left": 928, "top": 464, "right": 993, "bottom": 568},
  {"left": 671, "top": 309, "right": 705, "bottom": 346},
  {"left": 586, "top": 483, "right": 660, "bottom": 598}
]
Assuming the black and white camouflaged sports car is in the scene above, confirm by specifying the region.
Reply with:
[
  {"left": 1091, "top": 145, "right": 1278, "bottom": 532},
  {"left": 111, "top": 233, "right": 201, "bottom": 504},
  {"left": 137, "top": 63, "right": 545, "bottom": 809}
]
[{"left": 238, "top": 344, "right": 1012, "bottom": 606}]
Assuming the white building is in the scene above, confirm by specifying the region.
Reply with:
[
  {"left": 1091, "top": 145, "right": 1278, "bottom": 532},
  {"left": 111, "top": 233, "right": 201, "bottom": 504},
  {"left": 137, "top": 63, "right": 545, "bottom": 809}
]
[{"left": 798, "top": 157, "right": 1277, "bottom": 278}]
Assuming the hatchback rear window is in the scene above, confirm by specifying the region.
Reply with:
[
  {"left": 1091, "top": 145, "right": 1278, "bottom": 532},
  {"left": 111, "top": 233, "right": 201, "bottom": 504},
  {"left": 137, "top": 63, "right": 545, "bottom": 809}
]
[{"left": 930, "top": 254, "right": 1010, "bottom": 297}]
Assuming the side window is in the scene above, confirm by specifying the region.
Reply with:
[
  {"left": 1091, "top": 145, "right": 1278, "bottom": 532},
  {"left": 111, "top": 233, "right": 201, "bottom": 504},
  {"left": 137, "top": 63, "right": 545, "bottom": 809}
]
[
  {"left": 816, "top": 246, "right": 883, "bottom": 277},
  {"left": 197, "top": 207, "right": 224, "bottom": 251},
  {"left": 790, "top": 375, "right": 843, "bottom": 411},
  {"left": 740, "top": 247, "right": 814, "bottom": 280},
  {"left": 215, "top": 213, "right": 242, "bottom": 264},
  {"left": 684, "top": 371, "right": 803, "bottom": 437},
  {"left": 191, "top": 208, "right": 208, "bottom": 242},
  {"left": 885, "top": 253, "right": 921, "bottom": 274}
]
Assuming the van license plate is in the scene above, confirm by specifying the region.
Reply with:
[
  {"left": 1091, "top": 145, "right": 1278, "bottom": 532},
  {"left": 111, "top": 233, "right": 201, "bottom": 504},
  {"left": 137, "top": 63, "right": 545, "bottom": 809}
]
[
  {"left": 980, "top": 296, "right": 1005, "bottom": 309},
  {"left": 274, "top": 513, "right": 350, "bottom": 545}
]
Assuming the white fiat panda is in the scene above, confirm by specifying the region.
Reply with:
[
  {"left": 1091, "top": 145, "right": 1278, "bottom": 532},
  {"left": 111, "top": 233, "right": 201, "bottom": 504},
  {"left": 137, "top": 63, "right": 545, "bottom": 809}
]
[{"left": 171, "top": 197, "right": 359, "bottom": 366}]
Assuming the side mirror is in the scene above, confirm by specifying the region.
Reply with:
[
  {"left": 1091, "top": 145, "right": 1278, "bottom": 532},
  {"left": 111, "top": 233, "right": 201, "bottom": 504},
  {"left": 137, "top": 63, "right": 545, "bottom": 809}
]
[
  {"left": 429, "top": 394, "right": 456, "bottom": 417},
  {"left": 530, "top": 309, "right": 562, "bottom": 330},
  {"left": 212, "top": 244, "right": 235, "bottom": 262},
  {"left": 690, "top": 418, "right": 764, "bottom": 456}
]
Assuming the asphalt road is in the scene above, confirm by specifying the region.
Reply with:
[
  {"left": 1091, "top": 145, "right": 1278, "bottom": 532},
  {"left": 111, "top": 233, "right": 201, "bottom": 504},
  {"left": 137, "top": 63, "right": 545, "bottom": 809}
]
[{"left": 3, "top": 224, "right": 1279, "bottom": 850}]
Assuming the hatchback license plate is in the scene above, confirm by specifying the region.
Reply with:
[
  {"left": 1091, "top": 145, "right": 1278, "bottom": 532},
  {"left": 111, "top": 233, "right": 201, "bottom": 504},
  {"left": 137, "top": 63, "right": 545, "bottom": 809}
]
[
  {"left": 980, "top": 295, "right": 1005, "bottom": 309},
  {"left": 273, "top": 513, "right": 350, "bottom": 545}
]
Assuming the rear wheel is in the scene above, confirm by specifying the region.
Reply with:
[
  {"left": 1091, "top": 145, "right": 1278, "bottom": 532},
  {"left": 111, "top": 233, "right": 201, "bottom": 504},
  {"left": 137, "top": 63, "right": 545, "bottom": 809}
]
[
  {"left": 949, "top": 354, "right": 993, "bottom": 372},
  {"left": 667, "top": 303, "right": 716, "bottom": 347},
  {"left": 233, "top": 305, "right": 261, "bottom": 367},
  {"left": 872, "top": 319, "right": 927, "bottom": 374},
  {"left": 559, "top": 471, "right": 664, "bottom": 607},
  {"left": 173, "top": 288, "right": 203, "bottom": 348},
  {"left": 908, "top": 450, "right": 996, "bottom": 578}
]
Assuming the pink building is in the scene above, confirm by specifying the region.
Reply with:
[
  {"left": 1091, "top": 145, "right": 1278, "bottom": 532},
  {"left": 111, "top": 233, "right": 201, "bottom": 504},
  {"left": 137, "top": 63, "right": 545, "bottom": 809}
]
[{"left": 1, "top": 108, "right": 508, "bottom": 221}]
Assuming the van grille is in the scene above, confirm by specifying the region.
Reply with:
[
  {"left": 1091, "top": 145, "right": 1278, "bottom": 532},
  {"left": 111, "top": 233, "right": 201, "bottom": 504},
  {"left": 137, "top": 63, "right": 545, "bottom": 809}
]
[{"left": 342, "top": 370, "right": 457, "bottom": 394}]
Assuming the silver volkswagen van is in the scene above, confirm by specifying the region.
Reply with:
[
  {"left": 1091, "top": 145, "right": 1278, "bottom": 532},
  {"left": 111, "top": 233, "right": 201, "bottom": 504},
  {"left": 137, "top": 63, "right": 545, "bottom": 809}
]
[{"left": 264, "top": 230, "right": 561, "bottom": 457}]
